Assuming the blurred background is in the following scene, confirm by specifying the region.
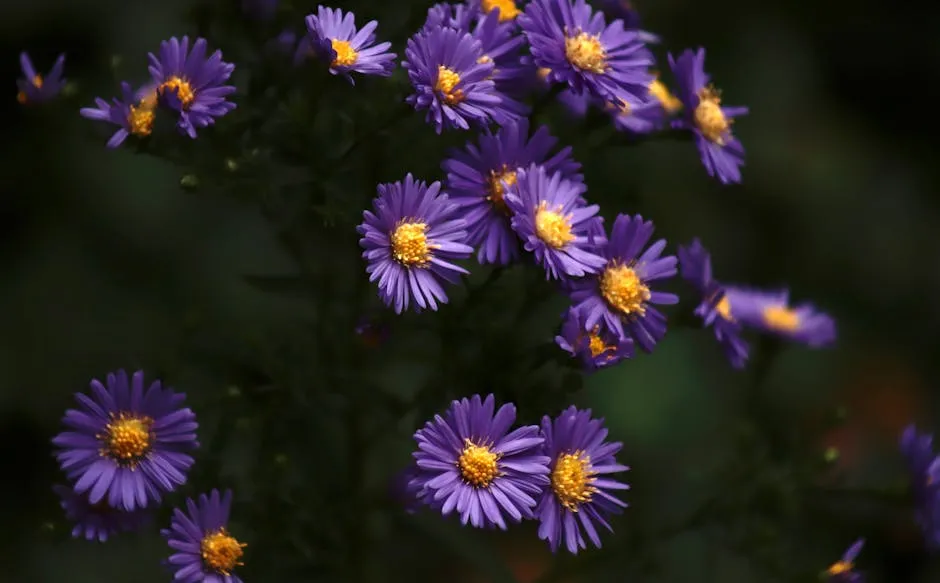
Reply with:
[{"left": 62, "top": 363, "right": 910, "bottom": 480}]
[{"left": 1, "top": 0, "right": 939, "bottom": 581}]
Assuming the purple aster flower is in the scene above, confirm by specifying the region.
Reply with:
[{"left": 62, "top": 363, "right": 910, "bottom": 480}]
[
  {"left": 442, "top": 118, "right": 582, "bottom": 265},
  {"left": 303, "top": 7, "right": 396, "bottom": 84},
  {"left": 519, "top": 0, "right": 653, "bottom": 104},
  {"left": 424, "top": 2, "right": 478, "bottom": 31},
  {"left": 825, "top": 539, "right": 865, "bottom": 583},
  {"left": 53, "top": 484, "right": 151, "bottom": 542},
  {"left": 357, "top": 174, "right": 473, "bottom": 314},
  {"left": 609, "top": 76, "right": 683, "bottom": 134},
  {"left": 537, "top": 406, "right": 629, "bottom": 554},
  {"left": 677, "top": 238, "right": 749, "bottom": 368},
  {"left": 568, "top": 213, "right": 678, "bottom": 352},
  {"left": 555, "top": 307, "right": 634, "bottom": 371},
  {"left": 900, "top": 424, "right": 940, "bottom": 548},
  {"left": 410, "top": 394, "right": 550, "bottom": 529},
  {"left": 80, "top": 81, "right": 158, "bottom": 148},
  {"left": 16, "top": 52, "right": 65, "bottom": 104},
  {"left": 162, "top": 489, "right": 247, "bottom": 583},
  {"left": 597, "top": 0, "right": 660, "bottom": 44},
  {"left": 147, "top": 36, "right": 236, "bottom": 139},
  {"left": 669, "top": 48, "right": 748, "bottom": 185},
  {"left": 723, "top": 287, "right": 836, "bottom": 348},
  {"left": 391, "top": 465, "right": 434, "bottom": 514},
  {"left": 470, "top": 8, "right": 532, "bottom": 100},
  {"left": 403, "top": 27, "right": 517, "bottom": 133},
  {"left": 51, "top": 369, "right": 198, "bottom": 511},
  {"left": 505, "top": 164, "right": 607, "bottom": 280}
]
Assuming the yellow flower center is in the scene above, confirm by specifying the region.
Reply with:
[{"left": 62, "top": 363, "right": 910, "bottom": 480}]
[
  {"left": 127, "top": 105, "right": 155, "bottom": 137},
  {"left": 481, "top": 0, "right": 520, "bottom": 21},
  {"left": 564, "top": 32, "right": 607, "bottom": 74},
  {"left": 534, "top": 201, "right": 574, "bottom": 249},
  {"left": 390, "top": 221, "right": 432, "bottom": 267},
  {"left": 715, "top": 296, "right": 733, "bottom": 320},
  {"left": 457, "top": 440, "right": 500, "bottom": 487},
  {"left": 201, "top": 529, "right": 246, "bottom": 575},
  {"left": 159, "top": 76, "right": 196, "bottom": 109},
  {"left": 435, "top": 66, "right": 465, "bottom": 105},
  {"left": 600, "top": 263, "right": 650, "bottom": 317},
  {"left": 649, "top": 78, "right": 682, "bottom": 113},
  {"left": 537, "top": 67, "right": 551, "bottom": 81},
  {"left": 330, "top": 39, "right": 359, "bottom": 67},
  {"left": 100, "top": 414, "right": 153, "bottom": 463},
  {"left": 694, "top": 86, "right": 731, "bottom": 145},
  {"left": 586, "top": 327, "right": 614, "bottom": 358},
  {"left": 485, "top": 166, "right": 517, "bottom": 214},
  {"left": 762, "top": 305, "right": 800, "bottom": 332},
  {"left": 551, "top": 451, "right": 596, "bottom": 512},
  {"left": 16, "top": 74, "right": 43, "bottom": 103},
  {"left": 826, "top": 561, "right": 853, "bottom": 576}
]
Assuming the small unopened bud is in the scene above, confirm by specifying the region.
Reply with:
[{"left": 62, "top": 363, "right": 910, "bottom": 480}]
[
  {"left": 180, "top": 174, "right": 199, "bottom": 190},
  {"left": 224, "top": 158, "right": 238, "bottom": 172},
  {"left": 823, "top": 446, "right": 840, "bottom": 464}
]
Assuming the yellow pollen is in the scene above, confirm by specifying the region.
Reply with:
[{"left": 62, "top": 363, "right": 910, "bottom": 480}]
[
  {"left": 485, "top": 166, "right": 517, "bottom": 214},
  {"left": 200, "top": 529, "right": 246, "bottom": 575},
  {"left": 551, "top": 451, "right": 596, "bottom": 512},
  {"left": 390, "top": 221, "right": 433, "bottom": 267},
  {"left": 649, "top": 78, "right": 682, "bottom": 113},
  {"left": 826, "top": 561, "right": 853, "bottom": 576},
  {"left": 694, "top": 86, "right": 731, "bottom": 145},
  {"left": 127, "top": 105, "right": 155, "bottom": 137},
  {"left": 32, "top": 74, "right": 43, "bottom": 89},
  {"left": 159, "top": 76, "right": 196, "bottom": 109},
  {"left": 100, "top": 414, "right": 153, "bottom": 463},
  {"left": 457, "top": 440, "right": 500, "bottom": 487},
  {"left": 534, "top": 201, "right": 574, "bottom": 249},
  {"left": 330, "top": 39, "right": 359, "bottom": 67},
  {"left": 763, "top": 305, "right": 800, "bottom": 332},
  {"left": 16, "top": 74, "right": 43, "bottom": 103},
  {"left": 435, "top": 66, "right": 465, "bottom": 105},
  {"left": 564, "top": 32, "right": 607, "bottom": 74},
  {"left": 600, "top": 263, "right": 650, "bottom": 317},
  {"left": 715, "top": 296, "right": 733, "bottom": 320},
  {"left": 537, "top": 67, "right": 551, "bottom": 81},
  {"left": 586, "top": 327, "right": 614, "bottom": 358},
  {"left": 481, "top": 0, "right": 520, "bottom": 21}
]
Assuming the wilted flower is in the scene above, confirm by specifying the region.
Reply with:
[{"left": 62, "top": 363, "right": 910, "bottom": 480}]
[
  {"left": 16, "top": 52, "right": 66, "bottom": 104},
  {"left": 53, "top": 484, "right": 151, "bottom": 542},
  {"left": 555, "top": 307, "right": 634, "bottom": 371},
  {"left": 825, "top": 539, "right": 865, "bottom": 583},
  {"left": 302, "top": 6, "right": 396, "bottom": 83},
  {"left": 357, "top": 174, "right": 473, "bottom": 313},
  {"left": 80, "top": 82, "right": 158, "bottom": 148},
  {"left": 162, "top": 489, "right": 247, "bottom": 583}
]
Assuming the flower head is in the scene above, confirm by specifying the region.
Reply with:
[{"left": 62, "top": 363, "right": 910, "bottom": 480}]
[
  {"left": 537, "top": 407, "right": 629, "bottom": 554},
  {"left": 519, "top": 0, "right": 652, "bottom": 104},
  {"left": 403, "top": 26, "right": 519, "bottom": 133},
  {"left": 147, "top": 36, "right": 236, "bottom": 138},
  {"left": 80, "top": 82, "right": 159, "bottom": 148},
  {"left": 505, "top": 164, "right": 607, "bottom": 280},
  {"left": 610, "top": 75, "right": 682, "bottom": 134},
  {"left": 825, "top": 539, "right": 865, "bottom": 583},
  {"left": 900, "top": 424, "right": 940, "bottom": 548},
  {"left": 303, "top": 7, "right": 396, "bottom": 84},
  {"left": 442, "top": 119, "right": 582, "bottom": 265},
  {"left": 669, "top": 48, "right": 748, "bottom": 184},
  {"left": 51, "top": 370, "right": 198, "bottom": 511},
  {"left": 410, "top": 394, "right": 550, "bottom": 529},
  {"left": 162, "top": 489, "right": 247, "bottom": 583},
  {"left": 16, "top": 52, "right": 65, "bottom": 104},
  {"left": 357, "top": 174, "right": 473, "bottom": 313},
  {"left": 53, "top": 484, "right": 151, "bottom": 542},
  {"left": 723, "top": 287, "right": 836, "bottom": 347},
  {"left": 677, "top": 238, "right": 749, "bottom": 368},
  {"left": 462, "top": 7, "right": 531, "bottom": 98},
  {"left": 555, "top": 307, "right": 634, "bottom": 371},
  {"left": 568, "top": 214, "right": 678, "bottom": 352}
]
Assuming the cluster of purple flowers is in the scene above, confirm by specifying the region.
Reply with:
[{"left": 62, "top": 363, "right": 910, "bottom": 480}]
[{"left": 50, "top": 370, "right": 248, "bottom": 583}]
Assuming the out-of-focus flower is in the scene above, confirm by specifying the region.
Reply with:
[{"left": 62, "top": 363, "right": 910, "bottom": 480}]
[
  {"left": 568, "top": 213, "right": 678, "bottom": 353},
  {"left": 474, "top": 0, "right": 523, "bottom": 23},
  {"left": 80, "top": 81, "right": 158, "bottom": 148},
  {"left": 555, "top": 307, "right": 634, "bottom": 371},
  {"left": 162, "top": 489, "right": 247, "bottom": 583},
  {"left": 537, "top": 406, "right": 629, "bottom": 554},
  {"left": 609, "top": 75, "right": 682, "bottom": 134},
  {"left": 16, "top": 52, "right": 65, "bottom": 104},
  {"left": 669, "top": 48, "right": 748, "bottom": 184},
  {"left": 824, "top": 539, "right": 865, "bottom": 583},
  {"left": 53, "top": 484, "right": 151, "bottom": 542},
  {"left": 357, "top": 174, "right": 473, "bottom": 313},
  {"left": 900, "top": 424, "right": 940, "bottom": 548},
  {"left": 442, "top": 119, "right": 581, "bottom": 265},
  {"left": 410, "top": 394, "right": 550, "bottom": 529},
  {"left": 597, "top": 0, "right": 660, "bottom": 44},
  {"left": 51, "top": 370, "right": 198, "bottom": 511},
  {"left": 147, "top": 36, "right": 237, "bottom": 138},
  {"left": 725, "top": 287, "right": 836, "bottom": 347},
  {"left": 301, "top": 7, "right": 396, "bottom": 84}
]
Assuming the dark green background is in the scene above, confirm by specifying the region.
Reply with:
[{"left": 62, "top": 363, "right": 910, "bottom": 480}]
[{"left": 1, "top": 0, "right": 938, "bottom": 581}]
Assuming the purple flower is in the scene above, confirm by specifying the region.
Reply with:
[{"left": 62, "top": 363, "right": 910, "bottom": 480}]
[
  {"left": 51, "top": 370, "right": 198, "bottom": 511},
  {"left": 80, "top": 82, "right": 159, "bottom": 148},
  {"left": 555, "top": 307, "right": 634, "bottom": 371},
  {"left": 410, "top": 394, "right": 550, "bottom": 529},
  {"left": 669, "top": 48, "right": 748, "bottom": 185},
  {"left": 161, "top": 489, "right": 247, "bottom": 583},
  {"left": 474, "top": 0, "right": 523, "bottom": 22},
  {"left": 53, "top": 484, "right": 151, "bottom": 542},
  {"left": 568, "top": 214, "right": 678, "bottom": 352},
  {"left": 147, "top": 36, "right": 237, "bottom": 138},
  {"left": 596, "top": 0, "right": 660, "bottom": 44},
  {"left": 441, "top": 119, "right": 581, "bottom": 265},
  {"left": 16, "top": 52, "right": 65, "bottom": 104},
  {"left": 537, "top": 407, "right": 629, "bottom": 554},
  {"left": 900, "top": 424, "right": 940, "bottom": 548},
  {"left": 519, "top": 0, "right": 653, "bottom": 104},
  {"left": 825, "top": 539, "right": 865, "bottom": 583},
  {"left": 357, "top": 174, "right": 473, "bottom": 314},
  {"left": 723, "top": 287, "right": 836, "bottom": 347},
  {"left": 424, "top": 2, "right": 478, "bottom": 31},
  {"left": 677, "top": 238, "right": 749, "bottom": 368},
  {"left": 505, "top": 164, "right": 607, "bottom": 281},
  {"left": 390, "top": 465, "right": 427, "bottom": 514},
  {"left": 609, "top": 76, "right": 683, "bottom": 134},
  {"left": 302, "top": 7, "right": 396, "bottom": 84},
  {"left": 403, "top": 26, "right": 518, "bottom": 133}
]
